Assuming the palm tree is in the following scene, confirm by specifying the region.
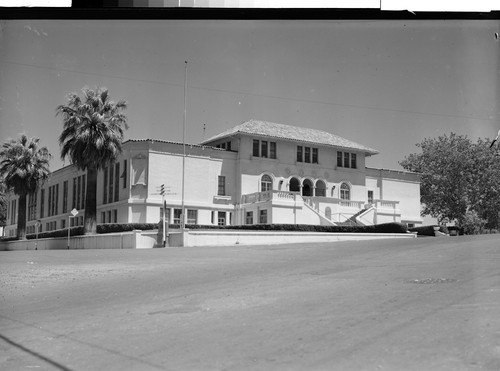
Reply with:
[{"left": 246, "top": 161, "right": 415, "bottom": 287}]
[
  {"left": 57, "top": 87, "right": 128, "bottom": 235},
  {"left": 0, "top": 135, "right": 51, "bottom": 239}
]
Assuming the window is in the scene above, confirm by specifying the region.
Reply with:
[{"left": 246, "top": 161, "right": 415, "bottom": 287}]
[
  {"left": 28, "top": 192, "right": 37, "bottom": 221},
  {"left": 344, "top": 152, "right": 350, "bottom": 168},
  {"left": 338, "top": 151, "right": 357, "bottom": 169},
  {"left": 187, "top": 209, "right": 197, "bottom": 225},
  {"left": 108, "top": 165, "right": 114, "bottom": 204},
  {"left": 113, "top": 209, "right": 118, "bottom": 223},
  {"left": 63, "top": 181, "right": 68, "bottom": 213},
  {"left": 220, "top": 142, "right": 226, "bottom": 149},
  {"left": 351, "top": 153, "right": 357, "bottom": 169},
  {"left": 368, "top": 190, "right": 373, "bottom": 204},
  {"left": 103, "top": 167, "right": 108, "bottom": 204},
  {"left": 218, "top": 176, "right": 226, "bottom": 196},
  {"left": 48, "top": 186, "right": 52, "bottom": 217},
  {"left": 259, "top": 209, "right": 267, "bottom": 224},
  {"left": 114, "top": 163, "right": 120, "bottom": 202},
  {"left": 40, "top": 189, "right": 45, "bottom": 218},
  {"left": 246, "top": 211, "right": 253, "bottom": 225},
  {"left": 312, "top": 148, "right": 318, "bottom": 164},
  {"left": 218, "top": 211, "right": 226, "bottom": 226},
  {"left": 174, "top": 209, "right": 182, "bottom": 225},
  {"left": 55, "top": 184, "right": 59, "bottom": 215},
  {"left": 107, "top": 210, "right": 111, "bottom": 224},
  {"left": 261, "top": 141, "right": 268, "bottom": 158},
  {"left": 270, "top": 142, "right": 276, "bottom": 159},
  {"left": 304, "top": 147, "right": 311, "bottom": 163},
  {"left": 340, "top": 183, "right": 350, "bottom": 200},
  {"left": 72, "top": 178, "right": 77, "bottom": 209},
  {"left": 261, "top": 174, "right": 273, "bottom": 192},
  {"left": 81, "top": 175, "right": 85, "bottom": 208},
  {"left": 123, "top": 159, "right": 128, "bottom": 188},
  {"left": 101, "top": 212, "right": 106, "bottom": 223},
  {"left": 211, "top": 211, "right": 215, "bottom": 224},
  {"left": 61, "top": 219, "right": 66, "bottom": 229},
  {"left": 10, "top": 199, "right": 17, "bottom": 225},
  {"left": 253, "top": 139, "right": 260, "bottom": 157},
  {"left": 77, "top": 176, "right": 81, "bottom": 209},
  {"left": 227, "top": 141, "right": 231, "bottom": 151},
  {"left": 297, "top": 146, "right": 303, "bottom": 162}
]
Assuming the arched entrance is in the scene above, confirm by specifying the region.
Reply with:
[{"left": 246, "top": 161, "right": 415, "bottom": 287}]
[
  {"left": 302, "top": 179, "right": 313, "bottom": 196},
  {"left": 315, "top": 180, "right": 326, "bottom": 197},
  {"left": 289, "top": 177, "right": 300, "bottom": 192}
]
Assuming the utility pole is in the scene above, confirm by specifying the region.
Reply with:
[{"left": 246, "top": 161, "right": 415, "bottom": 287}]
[{"left": 181, "top": 61, "right": 188, "bottom": 230}]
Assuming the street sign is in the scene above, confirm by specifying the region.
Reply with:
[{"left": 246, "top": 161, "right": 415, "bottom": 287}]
[{"left": 71, "top": 208, "right": 79, "bottom": 216}]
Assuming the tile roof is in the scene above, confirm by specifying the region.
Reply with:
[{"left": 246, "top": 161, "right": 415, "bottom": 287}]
[{"left": 201, "top": 119, "right": 379, "bottom": 155}]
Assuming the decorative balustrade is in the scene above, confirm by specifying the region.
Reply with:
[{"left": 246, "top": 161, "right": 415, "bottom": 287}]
[
  {"left": 374, "top": 200, "right": 399, "bottom": 210},
  {"left": 241, "top": 190, "right": 297, "bottom": 204}
]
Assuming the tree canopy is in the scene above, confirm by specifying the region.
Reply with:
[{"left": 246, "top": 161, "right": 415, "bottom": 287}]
[
  {"left": 57, "top": 86, "right": 128, "bottom": 235},
  {"left": 400, "top": 133, "right": 500, "bottom": 229},
  {"left": 0, "top": 135, "right": 51, "bottom": 238}
]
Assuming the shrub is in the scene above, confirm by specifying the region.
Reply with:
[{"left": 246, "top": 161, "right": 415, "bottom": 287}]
[
  {"left": 461, "top": 210, "right": 487, "bottom": 235},
  {"left": 185, "top": 222, "right": 407, "bottom": 234}
]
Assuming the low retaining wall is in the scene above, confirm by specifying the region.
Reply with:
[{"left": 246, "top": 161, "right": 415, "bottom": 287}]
[
  {"left": 169, "top": 229, "right": 417, "bottom": 247},
  {"left": 0, "top": 230, "right": 158, "bottom": 251},
  {"left": 1, "top": 229, "right": 417, "bottom": 251}
]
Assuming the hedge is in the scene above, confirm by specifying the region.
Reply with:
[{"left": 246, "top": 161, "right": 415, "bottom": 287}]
[{"left": 2, "top": 222, "right": 408, "bottom": 241}]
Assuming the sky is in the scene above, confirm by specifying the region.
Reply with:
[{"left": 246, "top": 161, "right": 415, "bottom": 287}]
[{"left": 1, "top": 18, "right": 500, "bottom": 172}]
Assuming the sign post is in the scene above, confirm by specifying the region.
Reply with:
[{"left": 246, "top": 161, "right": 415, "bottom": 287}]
[{"left": 68, "top": 208, "right": 79, "bottom": 249}]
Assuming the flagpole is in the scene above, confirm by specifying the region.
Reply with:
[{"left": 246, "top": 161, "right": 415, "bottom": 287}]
[{"left": 181, "top": 61, "right": 187, "bottom": 229}]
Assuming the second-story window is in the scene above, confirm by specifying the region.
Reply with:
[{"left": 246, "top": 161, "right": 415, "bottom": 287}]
[
  {"left": 305, "top": 147, "right": 311, "bottom": 163},
  {"left": 261, "top": 174, "right": 273, "bottom": 192},
  {"left": 337, "top": 151, "right": 357, "bottom": 169},
  {"left": 253, "top": 140, "right": 259, "bottom": 157},
  {"left": 312, "top": 148, "right": 318, "bottom": 164},
  {"left": 270, "top": 142, "right": 276, "bottom": 159},
  {"left": 261, "top": 141, "right": 268, "bottom": 158},
  {"left": 297, "top": 146, "right": 303, "bottom": 162},
  {"left": 218, "top": 175, "right": 226, "bottom": 196}
]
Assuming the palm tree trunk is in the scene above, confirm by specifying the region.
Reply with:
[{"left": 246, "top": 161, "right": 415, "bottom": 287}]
[
  {"left": 17, "top": 192, "right": 27, "bottom": 239},
  {"left": 84, "top": 167, "right": 98, "bottom": 235}
]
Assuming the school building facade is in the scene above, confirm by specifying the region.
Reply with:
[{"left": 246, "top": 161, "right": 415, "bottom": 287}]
[{"left": 3, "top": 120, "right": 422, "bottom": 237}]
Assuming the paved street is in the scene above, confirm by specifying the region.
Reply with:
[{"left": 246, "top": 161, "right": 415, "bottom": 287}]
[{"left": 1, "top": 235, "right": 500, "bottom": 370}]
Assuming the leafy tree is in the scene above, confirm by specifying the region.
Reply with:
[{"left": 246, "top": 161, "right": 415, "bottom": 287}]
[
  {"left": 0, "top": 135, "right": 51, "bottom": 239},
  {"left": 400, "top": 133, "right": 500, "bottom": 230},
  {"left": 0, "top": 181, "right": 7, "bottom": 230},
  {"left": 461, "top": 210, "right": 487, "bottom": 235},
  {"left": 57, "top": 87, "right": 128, "bottom": 235}
]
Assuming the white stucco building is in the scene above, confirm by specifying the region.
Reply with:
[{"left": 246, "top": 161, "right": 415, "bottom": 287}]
[{"left": 3, "top": 120, "right": 422, "bottom": 237}]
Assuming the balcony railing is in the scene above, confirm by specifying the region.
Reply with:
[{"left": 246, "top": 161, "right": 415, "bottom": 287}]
[{"left": 241, "top": 190, "right": 297, "bottom": 204}]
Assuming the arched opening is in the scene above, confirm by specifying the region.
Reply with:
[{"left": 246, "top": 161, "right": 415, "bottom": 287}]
[
  {"left": 289, "top": 177, "right": 300, "bottom": 192},
  {"left": 340, "top": 182, "right": 350, "bottom": 200},
  {"left": 261, "top": 174, "right": 273, "bottom": 192},
  {"left": 302, "top": 179, "right": 313, "bottom": 197},
  {"left": 325, "top": 206, "right": 332, "bottom": 220},
  {"left": 315, "top": 180, "right": 326, "bottom": 197}
]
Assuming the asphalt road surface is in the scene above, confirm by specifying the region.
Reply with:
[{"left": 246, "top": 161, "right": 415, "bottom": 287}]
[{"left": 1, "top": 235, "right": 500, "bottom": 371}]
